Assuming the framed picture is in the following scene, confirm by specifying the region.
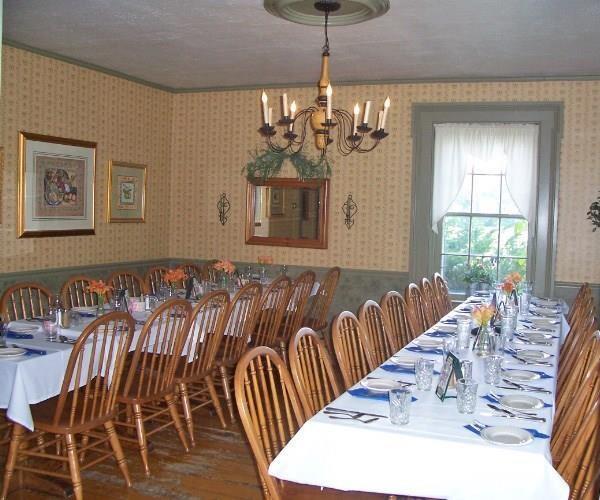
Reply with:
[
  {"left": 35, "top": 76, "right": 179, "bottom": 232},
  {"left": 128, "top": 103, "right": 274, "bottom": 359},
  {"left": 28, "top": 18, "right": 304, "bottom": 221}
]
[
  {"left": 18, "top": 131, "right": 96, "bottom": 237},
  {"left": 269, "top": 187, "right": 284, "bottom": 216},
  {"left": 435, "top": 352, "right": 463, "bottom": 402},
  {"left": 107, "top": 160, "right": 147, "bottom": 223}
]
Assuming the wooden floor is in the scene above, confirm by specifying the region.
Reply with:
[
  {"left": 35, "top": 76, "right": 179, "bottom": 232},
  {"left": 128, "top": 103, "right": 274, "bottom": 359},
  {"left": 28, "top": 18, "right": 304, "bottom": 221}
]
[{"left": 2, "top": 410, "right": 264, "bottom": 500}]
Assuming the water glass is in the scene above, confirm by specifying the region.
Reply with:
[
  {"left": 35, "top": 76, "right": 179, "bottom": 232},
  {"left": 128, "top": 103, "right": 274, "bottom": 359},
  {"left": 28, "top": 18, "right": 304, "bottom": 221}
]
[
  {"left": 460, "top": 360, "right": 473, "bottom": 381},
  {"left": 415, "top": 358, "right": 434, "bottom": 391},
  {"left": 520, "top": 292, "right": 530, "bottom": 315},
  {"left": 389, "top": 388, "right": 412, "bottom": 425},
  {"left": 492, "top": 332, "right": 507, "bottom": 354},
  {"left": 443, "top": 337, "right": 456, "bottom": 357},
  {"left": 500, "top": 311, "right": 514, "bottom": 341},
  {"left": 507, "top": 304, "right": 518, "bottom": 332},
  {"left": 42, "top": 318, "right": 58, "bottom": 341},
  {"left": 259, "top": 266, "right": 267, "bottom": 284},
  {"left": 484, "top": 355, "right": 503, "bottom": 385},
  {"left": 280, "top": 265, "right": 288, "bottom": 276},
  {"left": 456, "top": 378, "right": 478, "bottom": 414},
  {"left": 456, "top": 318, "right": 472, "bottom": 350}
]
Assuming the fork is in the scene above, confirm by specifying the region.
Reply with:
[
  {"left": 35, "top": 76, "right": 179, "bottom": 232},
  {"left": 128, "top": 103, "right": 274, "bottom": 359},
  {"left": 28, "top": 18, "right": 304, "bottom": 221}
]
[
  {"left": 501, "top": 378, "right": 552, "bottom": 394},
  {"left": 323, "top": 411, "right": 379, "bottom": 424},
  {"left": 486, "top": 403, "right": 546, "bottom": 422}
]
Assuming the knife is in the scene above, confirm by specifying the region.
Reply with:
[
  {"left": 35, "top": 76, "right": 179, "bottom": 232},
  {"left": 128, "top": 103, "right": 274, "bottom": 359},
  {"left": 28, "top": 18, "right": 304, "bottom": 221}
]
[
  {"left": 324, "top": 406, "right": 387, "bottom": 418},
  {"left": 486, "top": 403, "right": 546, "bottom": 422}
]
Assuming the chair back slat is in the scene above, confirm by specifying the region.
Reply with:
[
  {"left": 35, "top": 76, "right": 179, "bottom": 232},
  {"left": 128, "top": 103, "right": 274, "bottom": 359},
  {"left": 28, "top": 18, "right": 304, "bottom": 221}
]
[
  {"left": 121, "top": 299, "right": 192, "bottom": 401},
  {"left": 289, "top": 327, "right": 341, "bottom": 417},
  {"left": 178, "top": 262, "right": 203, "bottom": 281},
  {"left": 331, "top": 311, "right": 371, "bottom": 389},
  {"left": 53, "top": 311, "right": 134, "bottom": 428},
  {"left": 421, "top": 277, "right": 442, "bottom": 322},
  {"left": 358, "top": 299, "right": 396, "bottom": 368},
  {"left": 303, "top": 267, "right": 341, "bottom": 331},
  {"left": 178, "top": 291, "right": 230, "bottom": 380},
  {"left": 404, "top": 283, "right": 430, "bottom": 334},
  {"left": 252, "top": 276, "right": 291, "bottom": 347},
  {"left": 144, "top": 266, "right": 169, "bottom": 295},
  {"left": 107, "top": 271, "right": 147, "bottom": 298},
  {"left": 234, "top": 346, "right": 306, "bottom": 500},
  {"left": 0, "top": 282, "right": 52, "bottom": 321},
  {"left": 380, "top": 291, "right": 414, "bottom": 348},
  {"left": 280, "top": 271, "right": 316, "bottom": 342},
  {"left": 60, "top": 275, "right": 98, "bottom": 308},
  {"left": 218, "top": 283, "right": 262, "bottom": 365}
]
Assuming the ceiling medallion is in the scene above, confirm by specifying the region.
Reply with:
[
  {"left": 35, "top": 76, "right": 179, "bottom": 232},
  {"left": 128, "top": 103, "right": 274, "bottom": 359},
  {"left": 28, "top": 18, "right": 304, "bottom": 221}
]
[
  {"left": 264, "top": 0, "right": 390, "bottom": 26},
  {"left": 259, "top": 1, "right": 391, "bottom": 158}
]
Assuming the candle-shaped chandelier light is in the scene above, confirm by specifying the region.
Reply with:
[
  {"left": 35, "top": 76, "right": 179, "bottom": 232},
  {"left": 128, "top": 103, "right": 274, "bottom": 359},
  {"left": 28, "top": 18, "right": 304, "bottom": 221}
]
[{"left": 259, "top": 1, "right": 391, "bottom": 157}]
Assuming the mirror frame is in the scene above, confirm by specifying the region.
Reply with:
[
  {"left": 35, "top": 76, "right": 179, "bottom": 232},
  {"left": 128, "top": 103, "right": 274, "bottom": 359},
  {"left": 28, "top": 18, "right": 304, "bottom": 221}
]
[{"left": 245, "top": 177, "right": 329, "bottom": 249}]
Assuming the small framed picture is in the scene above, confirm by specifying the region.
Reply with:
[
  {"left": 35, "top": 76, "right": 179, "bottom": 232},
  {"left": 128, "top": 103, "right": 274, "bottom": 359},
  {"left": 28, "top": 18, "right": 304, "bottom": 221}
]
[
  {"left": 435, "top": 352, "right": 463, "bottom": 401},
  {"left": 18, "top": 131, "right": 96, "bottom": 237},
  {"left": 269, "top": 187, "right": 285, "bottom": 216},
  {"left": 107, "top": 160, "right": 147, "bottom": 223}
]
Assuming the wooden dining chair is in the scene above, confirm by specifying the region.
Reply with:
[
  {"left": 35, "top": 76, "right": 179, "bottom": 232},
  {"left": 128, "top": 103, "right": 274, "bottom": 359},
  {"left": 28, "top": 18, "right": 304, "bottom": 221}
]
[
  {"left": 303, "top": 266, "right": 341, "bottom": 332},
  {"left": 213, "top": 282, "right": 263, "bottom": 422},
  {"left": 421, "top": 277, "right": 442, "bottom": 322},
  {"left": 289, "top": 327, "right": 341, "bottom": 417},
  {"left": 1, "top": 312, "right": 135, "bottom": 500},
  {"left": 201, "top": 260, "right": 219, "bottom": 282},
  {"left": 567, "top": 282, "right": 591, "bottom": 325},
  {"left": 174, "top": 291, "right": 230, "bottom": 442},
  {"left": 357, "top": 299, "right": 397, "bottom": 368},
  {"left": 250, "top": 275, "right": 291, "bottom": 348},
  {"left": 234, "top": 346, "right": 306, "bottom": 500},
  {"left": 60, "top": 275, "right": 98, "bottom": 308},
  {"left": 557, "top": 314, "right": 597, "bottom": 396},
  {"left": 115, "top": 299, "right": 192, "bottom": 476},
  {"left": 107, "top": 270, "right": 148, "bottom": 297},
  {"left": 177, "top": 261, "right": 203, "bottom": 281},
  {"left": 331, "top": 311, "right": 371, "bottom": 389},
  {"left": 0, "top": 282, "right": 53, "bottom": 321},
  {"left": 432, "top": 272, "right": 453, "bottom": 316},
  {"left": 144, "top": 266, "right": 169, "bottom": 295},
  {"left": 277, "top": 270, "right": 316, "bottom": 362},
  {"left": 379, "top": 291, "right": 415, "bottom": 349},
  {"left": 404, "top": 283, "right": 432, "bottom": 334}
]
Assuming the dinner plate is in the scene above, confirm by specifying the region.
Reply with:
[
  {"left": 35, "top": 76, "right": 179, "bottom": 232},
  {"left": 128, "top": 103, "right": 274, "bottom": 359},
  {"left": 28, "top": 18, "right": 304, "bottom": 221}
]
[
  {"left": 532, "top": 318, "right": 559, "bottom": 327},
  {"left": 516, "top": 349, "right": 552, "bottom": 361},
  {"left": 390, "top": 355, "right": 418, "bottom": 368},
  {"left": 517, "top": 332, "right": 552, "bottom": 344},
  {"left": 499, "top": 394, "right": 544, "bottom": 410},
  {"left": 0, "top": 347, "right": 26, "bottom": 358},
  {"left": 517, "top": 329, "right": 554, "bottom": 339},
  {"left": 360, "top": 378, "right": 405, "bottom": 392},
  {"left": 502, "top": 369, "right": 541, "bottom": 382},
  {"left": 530, "top": 306, "right": 559, "bottom": 317},
  {"left": 71, "top": 306, "right": 98, "bottom": 314},
  {"left": 532, "top": 298, "right": 560, "bottom": 307},
  {"left": 413, "top": 338, "right": 443, "bottom": 348},
  {"left": 480, "top": 426, "right": 533, "bottom": 446},
  {"left": 7, "top": 324, "right": 38, "bottom": 333}
]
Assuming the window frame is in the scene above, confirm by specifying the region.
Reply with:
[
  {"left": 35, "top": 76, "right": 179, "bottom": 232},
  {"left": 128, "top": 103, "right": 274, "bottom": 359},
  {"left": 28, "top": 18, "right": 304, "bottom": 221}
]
[{"left": 410, "top": 103, "right": 562, "bottom": 298}]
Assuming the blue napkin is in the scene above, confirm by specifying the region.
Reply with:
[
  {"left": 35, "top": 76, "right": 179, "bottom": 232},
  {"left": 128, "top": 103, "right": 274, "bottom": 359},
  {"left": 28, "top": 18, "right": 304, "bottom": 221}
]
[
  {"left": 77, "top": 312, "right": 97, "bottom": 318},
  {"left": 406, "top": 345, "right": 444, "bottom": 356},
  {"left": 464, "top": 424, "right": 549, "bottom": 439},
  {"left": 441, "top": 318, "right": 458, "bottom": 324},
  {"left": 426, "top": 330, "right": 455, "bottom": 338},
  {"left": 6, "top": 332, "right": 34, "bottom": 339},
  {"left": 22, "top": 347, "right": 47, "bottom": 356},
  {"left": 381, "top": 363, "right": 441, "bottom": 375},
  {"left": 481, "top": 394, "right": 553, "bottom": 408},
  {"left": 348, "top": 387, "right": 417, "bottom": 402}
]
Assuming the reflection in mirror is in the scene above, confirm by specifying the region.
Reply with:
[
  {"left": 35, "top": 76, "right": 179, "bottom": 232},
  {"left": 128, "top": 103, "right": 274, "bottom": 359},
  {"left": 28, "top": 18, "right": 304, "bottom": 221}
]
[{"left": 246, "top": 178, "right": 329, "bottom": 249}]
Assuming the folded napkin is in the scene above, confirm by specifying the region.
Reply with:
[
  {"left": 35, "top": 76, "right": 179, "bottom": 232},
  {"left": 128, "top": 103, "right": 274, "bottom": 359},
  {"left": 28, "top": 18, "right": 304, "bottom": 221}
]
[
  {"left": 77, "top": 312, "right": 97, "bottom": 318},
  {"left": 406, "top": 345, "right": 444, "bottom": 356},
  {"left": 22, "top": 347, "right": 47, "bottom": 356},
  {"left": 464, "top": 424, "right": 549, "bottom": 440},
  {"left": 481, "top": 394, "right": 553, "bottom": 408},
  {"left": 425, "top": 330, "right": 455, "bottom": 338},
  {"left": 441, "top": 318, "right": 458, "bottom": 324},
  {"left": 381, "top": 363, "right": 441, "bottom": 375},
  {"left": 348, "top": 387, "right": 417, "bottom": 402},
  {"left": 6, "top": 332, "right": 34, "bottom": 339}
]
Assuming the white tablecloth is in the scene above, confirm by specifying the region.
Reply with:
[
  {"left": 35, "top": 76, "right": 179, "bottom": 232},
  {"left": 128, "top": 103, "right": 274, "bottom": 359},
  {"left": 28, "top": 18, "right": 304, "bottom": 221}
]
[{"left": 268, "top": 299, "right": 570, "bottom": 500}]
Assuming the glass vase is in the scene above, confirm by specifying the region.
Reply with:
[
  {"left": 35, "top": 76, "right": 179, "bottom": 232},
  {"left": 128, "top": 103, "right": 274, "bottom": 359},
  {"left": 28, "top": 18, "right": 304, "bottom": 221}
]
[
  {"left": 97, "top": 294, "right": 105, "bottom": 316},
  {"left": 473, "top": 324, "right": 493, "bottom": 357}
]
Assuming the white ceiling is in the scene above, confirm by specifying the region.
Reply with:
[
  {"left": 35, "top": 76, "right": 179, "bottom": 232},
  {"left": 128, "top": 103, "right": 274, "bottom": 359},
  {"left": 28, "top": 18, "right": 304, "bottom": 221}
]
[{"left": 4, "top": 0, "right": 600, "bottom": 90}]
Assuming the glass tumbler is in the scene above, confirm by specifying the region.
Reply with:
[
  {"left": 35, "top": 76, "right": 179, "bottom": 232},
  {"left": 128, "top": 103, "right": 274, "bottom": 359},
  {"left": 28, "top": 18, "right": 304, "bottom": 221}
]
[
  {"left": 456, "top": 318, "right": 472, "bottom": 350},
  {"left": 484, "top": 355, "right": 504, "bottom": 385},
  {"left": 456, "top": 378, "right": 478, "bottom": 414},
  {"left": 500, "top": 311, "right": 515, "bottom": 341},
  {"left": 389, "top": 388, "right": 412, "bottom": 425},
  {"left": 443, "top": 337, "right": 457, "bottom": 357},
  {"left": 460, "top": 360, "right": 473, "bottom": 381},
  {"left": 520, "top": 292, "right": 530, "bottom": 316},
  {"left": 415, "top": 358, "right": 435, "bottom": 391}
]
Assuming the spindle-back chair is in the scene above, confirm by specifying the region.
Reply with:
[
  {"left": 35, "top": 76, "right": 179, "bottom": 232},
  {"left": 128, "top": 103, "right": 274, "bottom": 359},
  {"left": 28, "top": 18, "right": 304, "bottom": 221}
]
[
  {"left": 432, "top": 272, "right": 453, "bottom": 316},
  {"left": 0, "top": 282, "right": 52, "bottom": 321},
  {"left": 251, "top": 275, "right": 291, "bottom": 348},
  {"left": 144, "top": 266, "right": 169, "bottom": 295},
  {"left": 421, "top": 277, "right": 442, "bottom": 322},
  {"left": 303, "top": 266, "right": 341, "bottom": 332},
  {"left": 107, "top": 271, "right": 147, "bottom": 298},
  {"left": 357, "top": 299, "right": 397, "bottom": 368},
  {"left": 177, "top": 262, "right": 204, "bottom": 281},
  {"left": 331, "top": 311, "right": 371, "bottom": 389},
  {"left": 60, "top": 275, "right": 98, "bottom": 308},
  {"left": 379, "top": 291, "right": 415, "bottom": 349},
  {"left": 404, "top": 283, "right": 432, "bottom": 334}
]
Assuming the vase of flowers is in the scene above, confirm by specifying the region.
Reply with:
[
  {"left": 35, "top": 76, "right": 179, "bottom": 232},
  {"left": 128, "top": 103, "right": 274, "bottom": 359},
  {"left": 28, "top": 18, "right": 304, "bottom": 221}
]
[
  {"left": 163, "top": 268, "right": 187, "bottom": 296},
  {"left": 472, "top": 304, "right": 496, "bottom": 357},
  {"left": 463, "top": 261, "right": 495, "bottom": 296},
  {"left": 213, "top": 260, "right": 236, "bottom": 291},
  {"left": 86, "top": 280, "right": 113, "bottom": 316}
]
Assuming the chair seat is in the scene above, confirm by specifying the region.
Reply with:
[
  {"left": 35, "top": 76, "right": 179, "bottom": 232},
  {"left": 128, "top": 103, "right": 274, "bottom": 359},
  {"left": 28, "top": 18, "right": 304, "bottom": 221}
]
[
  {"left": 117, "top": 368, "right": 176, "bottom": 405},
  {"left": 174, "top": 358, "right": 212, "bottom": 384}
]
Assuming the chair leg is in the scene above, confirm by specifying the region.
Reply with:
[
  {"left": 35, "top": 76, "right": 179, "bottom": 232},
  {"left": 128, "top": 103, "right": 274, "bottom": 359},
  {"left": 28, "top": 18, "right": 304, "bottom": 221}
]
[
  {"left": 165, "top": 394, "right": 190, "bottom": 453},
  {"left": 132, "top": 403, "right": 151, "bottom": 477},
  {"left": 104, "top": 420, "right": 132, "bottom": 487},
  {"left": 219, "top": 365, "right": 236, "bottom": 423},
  {"left": 178, "top": 382, "right": 195, "bottom": 447},
  {"left": 205, "top": 375, "right": 227, "bottom": 429},
  {"left": 65, "top": 433, "right": 83, "bottom": 500},
  {"left": 279, "top": 339, "right": 288, "bottom": 365},
  {"left": 1, "top": 423, "right": 25, "bottom": 499}
]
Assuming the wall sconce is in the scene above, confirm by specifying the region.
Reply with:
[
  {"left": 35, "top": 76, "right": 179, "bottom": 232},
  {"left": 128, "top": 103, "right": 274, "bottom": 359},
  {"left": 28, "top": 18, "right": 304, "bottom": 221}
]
[
  {"left": 217, "top": 193, "right": 231, "bottom": 225},
  {"left": 342, "top": 194, "right": 358, "bottom": 230}
]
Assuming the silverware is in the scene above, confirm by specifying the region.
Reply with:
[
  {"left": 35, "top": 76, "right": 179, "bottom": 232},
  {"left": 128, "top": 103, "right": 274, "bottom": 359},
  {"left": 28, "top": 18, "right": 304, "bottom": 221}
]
[
  {"left": 486, "top": 403, "right": 546, "bottom": 422},
  {"left": 366, "top": 377, "right": 414, "bottom": 386},
  {"left": 501, "top": 378, "right": 552, "bottom": 394},
  {"left": 324, "top": 406, "right": 387, "bottom": 418},
  {"left": 513, "top": 338, "right": 553, "bottom": 347},
  {"left": 511, "top": 354, "right": 554, "bottom": 367},
  {"left": 326, "top": 414, "right": 378, "bottom": 424}
]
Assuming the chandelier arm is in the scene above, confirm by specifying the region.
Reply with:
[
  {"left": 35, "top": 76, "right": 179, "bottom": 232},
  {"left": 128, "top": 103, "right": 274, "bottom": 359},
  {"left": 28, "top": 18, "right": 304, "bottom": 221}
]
[
  {"left": 332, "top": 109, "right": 359, "bottom": 155},
  {"left": 265, "top": 134, "right": 292, "bottom": 153}
]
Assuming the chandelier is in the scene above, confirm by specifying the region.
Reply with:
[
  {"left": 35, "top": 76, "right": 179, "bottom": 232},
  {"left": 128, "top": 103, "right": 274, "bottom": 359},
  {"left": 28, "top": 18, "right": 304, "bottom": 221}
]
[{"left": 259, "top": 0, "right": 391, "bottom": 157}]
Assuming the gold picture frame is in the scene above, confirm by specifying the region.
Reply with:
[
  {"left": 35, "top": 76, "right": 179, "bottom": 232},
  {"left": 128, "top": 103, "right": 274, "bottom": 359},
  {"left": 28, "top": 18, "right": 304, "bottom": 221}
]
[
  {"left": 18, "top": 131, "right": 96, "bottom": 238},
  {"left": 107, "top": 160, "right": 147, "bottom": 223}
]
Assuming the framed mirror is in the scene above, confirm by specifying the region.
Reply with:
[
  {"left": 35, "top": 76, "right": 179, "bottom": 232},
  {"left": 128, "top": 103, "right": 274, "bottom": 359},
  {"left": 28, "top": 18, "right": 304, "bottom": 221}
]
[{"left": 245, "top": 178, "right": 329, "bottom": 249}]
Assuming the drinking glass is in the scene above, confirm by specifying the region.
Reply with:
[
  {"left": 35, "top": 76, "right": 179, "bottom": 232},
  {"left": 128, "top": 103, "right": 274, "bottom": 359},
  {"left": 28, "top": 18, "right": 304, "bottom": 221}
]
[
  {"left": 259, "top": 266, "right": 267, "bottom": 284},
  {"left": 456, "top": 318, "right": 472, "bottom": 350},
  {"left": 42, "top": 317, "right": 58, "bottom": 341},
  {"left": 415, "top": 358, "right": 434, "bottom": 391},
  {"left": 389, "top": 388, "right": 412, "bottom": 425},
  {"left": 0, "top": 317, "right": 7, "bottom": 348},
  {"left": 520, "top": 292, "right": 530, "bottom": 315},
  {"left": 507, "top": 304, "right": 519, "bottom": 332},
  {"left": 500, "top": 310, "right": 514, "bottom": 341},
  {"left": 443, "top": 337, "right": 456, "bottom": 357},
  {"left": 492, "top": 332, "right": 507, "bottom": 354},
  {"left": 280, "top": 265, "right": 288, "bottom": 276},
  {"left": 456, "top": 378, "right": 478, "bottom": 414},
  {"left": 460, "top": 360, "right": 473, "bottom": 381},
  {"left": 484, "top": 355, "right": 503, "bottom": 385}
]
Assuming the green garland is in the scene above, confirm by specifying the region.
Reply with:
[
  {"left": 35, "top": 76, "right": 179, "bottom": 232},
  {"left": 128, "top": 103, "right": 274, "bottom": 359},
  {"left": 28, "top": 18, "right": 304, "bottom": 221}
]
[
  {"left": 588, "top": 191, "right": 600, "bottom": 232},
  {"left": 243, "top": 150, "right": 332, "bottom": 180}
]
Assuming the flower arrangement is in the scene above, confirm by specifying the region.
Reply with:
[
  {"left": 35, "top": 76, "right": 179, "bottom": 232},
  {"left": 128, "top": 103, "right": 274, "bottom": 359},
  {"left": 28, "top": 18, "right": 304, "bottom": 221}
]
[
  {"left": 463, "top": 261, "right": 495, "bottom": 285},
  {"left": 501, "top": 279, "right": 515, "bottom": 295},
  {"left": 213, "top": 260, "right": 236, "bottom": 276},
  {"left": 257, "top": 255, "right": 273, "bottom": 265},
  {"left": 163, "top": 268, "right": 186, "bottom": 284},
  {"left": 471, "top": 304, "right": 496, "bottom": 327},
  {"left": 86, "top": 280, "right": 113, "bottom": 311},
  {"left": 505, "top": 272, "right": 522, "bottom": 284}
]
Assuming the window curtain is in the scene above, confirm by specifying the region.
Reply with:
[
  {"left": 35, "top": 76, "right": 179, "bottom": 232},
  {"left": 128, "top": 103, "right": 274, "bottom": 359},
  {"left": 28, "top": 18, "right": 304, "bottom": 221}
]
[{"left": 431, "top": 123, "right": 539, "bottom": 232}]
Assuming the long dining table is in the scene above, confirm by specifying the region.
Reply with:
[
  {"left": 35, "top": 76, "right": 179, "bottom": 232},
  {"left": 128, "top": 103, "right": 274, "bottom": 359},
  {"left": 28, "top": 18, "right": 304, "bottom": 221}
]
[{"left": 268, "top": 296, "right": 571, "bottom": 500}]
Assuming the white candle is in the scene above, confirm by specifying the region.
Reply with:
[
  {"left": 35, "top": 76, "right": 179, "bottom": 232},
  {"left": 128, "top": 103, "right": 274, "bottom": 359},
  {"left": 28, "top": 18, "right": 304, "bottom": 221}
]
[
  {"left": 353, "top": 103, "right": 360, "bottom": 135},
  {"left": 326, "top": 84, "right": 333, "bottom": 120},
  {"left": 282, "top": 93, "right": 289, "bottom": 118},
  {"left": 381, "top": 96, "right": 391, "bottom": 130},
  {"left": 289, "top": 101, "right": 297, "bottom": 131},
  {"left": 268, "top": 107, "right": 273, "bottom": 126},
  {"left": 362, "top": 100, "right": 372, "bottom": 125},
  {"left": 261, "top": 91, "right": 269, "bottom": 124},
  {"left": 376, "top": 110, "right": 383, "bottom": 130}
]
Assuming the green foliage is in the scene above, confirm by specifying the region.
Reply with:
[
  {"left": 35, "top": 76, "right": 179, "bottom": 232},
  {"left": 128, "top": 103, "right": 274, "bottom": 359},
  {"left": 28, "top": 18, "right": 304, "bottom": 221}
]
[
  {"left": 588, "top": 192, "right": 600, "bottom": 231},
  {"left": 462, "top": 259, "right": 496, "bottom": 285},
  {"left": 244, "top": 150, "right": 332, "bottom": 180}
]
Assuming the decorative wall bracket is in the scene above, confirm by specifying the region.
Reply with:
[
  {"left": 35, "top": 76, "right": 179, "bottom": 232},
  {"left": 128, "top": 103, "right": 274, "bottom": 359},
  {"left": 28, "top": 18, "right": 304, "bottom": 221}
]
[
  {"left": 217, "top": 193, "right": 231, "bottom": 225},
  {"left": 342, "top": 194, "right": 358, "bottom": 230}
]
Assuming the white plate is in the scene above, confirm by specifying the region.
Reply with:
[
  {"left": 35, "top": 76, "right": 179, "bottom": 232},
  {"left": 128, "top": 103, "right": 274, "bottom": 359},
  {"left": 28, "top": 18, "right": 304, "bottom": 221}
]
[
  {"left": 502, "top": 369, "right": 541, "bottom": 382},
  {"left": 391, "top": 355, "right": 417, "bottom": 368},
  {"left": 480, "top": 426, "right": 533, "bottom": 446},
  {"left": 7, "top": 324, "right": 38, "bottom": 333},
  {"left": 413, "top": 338, "right": 443, "bottom": 348},
  {"left": 499, "top": 394, "right": 544, "bottom": 410},
  {"left": 532, "top": 318, "right": 559, "bottom": 327},
  {"left": 71, "top": 306, "right": 98, "bottom": 314},
  {"left": 0, "top": 347, "right": 26, "bottom": 358},
  {"left": 516, "top": 349, "right": 552, "bottom": 361},
  {"left": 517, "top": 329, "right": 554, "bottom": 339},
  {"left": 360, "top": 378, "right": 405, "bottom": 392},
  {"left": 532, "top": 298, "right": 559, "bottom": 307},
  {"left": 517, "top": 332, "right": 552, "bottom": 344}
]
